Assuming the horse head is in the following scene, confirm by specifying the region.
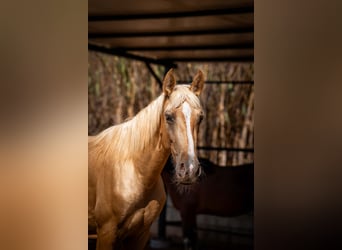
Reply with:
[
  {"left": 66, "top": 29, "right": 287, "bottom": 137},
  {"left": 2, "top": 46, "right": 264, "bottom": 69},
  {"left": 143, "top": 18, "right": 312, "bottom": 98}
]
[{"left": 161, "top": 69, "right": 205, "bottom": 186}]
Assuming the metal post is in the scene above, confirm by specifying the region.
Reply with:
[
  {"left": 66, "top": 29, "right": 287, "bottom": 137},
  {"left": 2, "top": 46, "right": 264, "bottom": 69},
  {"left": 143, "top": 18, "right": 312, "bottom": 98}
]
[{"left": 157, "top": 201, "right": 167, "bottom": 239}]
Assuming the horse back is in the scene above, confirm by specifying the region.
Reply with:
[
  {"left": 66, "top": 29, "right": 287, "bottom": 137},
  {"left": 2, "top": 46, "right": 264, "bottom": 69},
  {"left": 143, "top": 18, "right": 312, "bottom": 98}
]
[{"left": 200, "top": 162, "right": 253, "bottom": 216}]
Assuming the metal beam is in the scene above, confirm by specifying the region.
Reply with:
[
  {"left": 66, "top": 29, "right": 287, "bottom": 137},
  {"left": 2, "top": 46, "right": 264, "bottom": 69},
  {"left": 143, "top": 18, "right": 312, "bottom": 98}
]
[
  {"left": 89, "top": 7, "right": 254, "bottom": 21},
  {"left": 178, "top": 80, "right": 254, "bottom": 85},
  {"left": 197, "top": 147, "right": 254, "bottom": 152},
  {"left": 157, "top": 201, "right": 167, "bottom": 239},
  {"left": 166, "top": 221, "right": 253, "bottom": 237},
  {"left": 88, "top": 27, "right": 253, "bottom": 39},
  {"left": 113, "top": 43, "right": 254, "bottom": 51},
  {"left": 145, "top": 62, "right": 163, "bottom": 89},
  {"left": 164, "top": 56, "right": 254, "bottom": 63},
  {"left": 88, "top": 44, "right": 177, "bottom": 67}
]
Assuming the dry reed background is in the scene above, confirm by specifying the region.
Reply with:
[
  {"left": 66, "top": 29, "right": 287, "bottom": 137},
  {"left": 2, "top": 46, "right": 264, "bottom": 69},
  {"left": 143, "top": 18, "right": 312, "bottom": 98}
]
[{"left": 88, "top": 51, "right": 254, "bottom": 166}]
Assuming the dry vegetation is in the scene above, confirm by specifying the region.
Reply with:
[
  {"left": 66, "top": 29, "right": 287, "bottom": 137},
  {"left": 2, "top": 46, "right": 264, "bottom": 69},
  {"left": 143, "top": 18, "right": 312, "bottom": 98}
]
[{"left": 88, "top": 51, "right": 254, "bottom": 166}]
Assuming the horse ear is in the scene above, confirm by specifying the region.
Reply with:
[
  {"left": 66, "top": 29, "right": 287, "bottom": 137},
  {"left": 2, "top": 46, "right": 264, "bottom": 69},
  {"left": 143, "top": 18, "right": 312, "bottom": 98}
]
[
  {"left": 190, "top": 70, "right": 205, "bottom": 96},
  {"left": 163, "top": 68, "right": 176, "bottom": 97}
]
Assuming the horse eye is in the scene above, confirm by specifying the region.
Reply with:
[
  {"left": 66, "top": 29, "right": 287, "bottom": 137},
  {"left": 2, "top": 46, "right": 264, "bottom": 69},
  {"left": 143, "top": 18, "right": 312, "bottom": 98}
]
[{"left": 165, "top": 113, "right": 174, "bottom": 123}]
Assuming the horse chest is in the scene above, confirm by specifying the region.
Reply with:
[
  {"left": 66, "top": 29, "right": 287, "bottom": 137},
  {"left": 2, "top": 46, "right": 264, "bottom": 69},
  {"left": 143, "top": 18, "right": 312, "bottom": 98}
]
[
  {"left": 114, "top": 161, "right": 164, "bottom": 217},
  {"left": 117, "top": 179, "right": 166, "bottom": 239}
]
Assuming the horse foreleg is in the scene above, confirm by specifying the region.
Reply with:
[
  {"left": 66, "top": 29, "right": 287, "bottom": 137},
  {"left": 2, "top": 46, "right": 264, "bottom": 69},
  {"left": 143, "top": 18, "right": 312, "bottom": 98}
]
[
  {"left": 124, "top": 200, "right": 162, "bottom": 250},
  {"left": 96, "top": 220, "right": 117, "bottom": 250},
  {"left": 123, "top": 229, "right": 151, "bottom": 250},
  {"left": 181, "top": 211, "right": 198, "bottom": 250}
]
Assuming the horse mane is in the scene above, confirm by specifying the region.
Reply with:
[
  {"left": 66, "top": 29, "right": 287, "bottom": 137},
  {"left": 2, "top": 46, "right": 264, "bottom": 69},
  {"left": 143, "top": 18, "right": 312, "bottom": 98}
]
[
  {"left": 89, "top": 85, "right": 202, "bottom": 163},
  {"left": 89, "top": 94, "right": 165, "bottom": 161}
]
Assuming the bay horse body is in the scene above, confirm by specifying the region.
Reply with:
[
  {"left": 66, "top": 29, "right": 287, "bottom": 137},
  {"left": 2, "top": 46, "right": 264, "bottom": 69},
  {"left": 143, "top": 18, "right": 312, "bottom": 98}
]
[
  {"left": 162, "top": 157, "right": 254, "bottom": 250},
  {"left": 88, "top": 69, "right": 205, "bottom": 250}
]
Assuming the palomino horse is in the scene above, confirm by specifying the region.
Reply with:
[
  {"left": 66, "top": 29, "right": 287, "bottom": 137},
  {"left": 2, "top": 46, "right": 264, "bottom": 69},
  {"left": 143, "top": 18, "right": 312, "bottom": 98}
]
[
  {"left": 162, "top": 157, "right": 254, "bottom": 250},
  {"left": 88, "top": 69, "right": 205, "bottom": 250}
]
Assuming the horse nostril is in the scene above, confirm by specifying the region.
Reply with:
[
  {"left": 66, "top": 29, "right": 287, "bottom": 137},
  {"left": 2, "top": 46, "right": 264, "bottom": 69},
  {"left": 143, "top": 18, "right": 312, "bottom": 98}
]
[{"left": 177, "top": 163, "right": 186, "bottom": 179}]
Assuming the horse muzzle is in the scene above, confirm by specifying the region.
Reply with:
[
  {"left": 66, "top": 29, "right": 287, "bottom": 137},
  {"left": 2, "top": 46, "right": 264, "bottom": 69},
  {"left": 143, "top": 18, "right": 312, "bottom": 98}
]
[{"left": 175, "top": 161, "right": 201, "bottom": 184}]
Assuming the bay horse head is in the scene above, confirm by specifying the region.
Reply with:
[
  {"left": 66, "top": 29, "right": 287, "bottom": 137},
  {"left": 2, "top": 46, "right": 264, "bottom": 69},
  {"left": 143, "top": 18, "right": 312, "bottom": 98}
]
[{"left": 161, "top": 69, "right": 205, "bottom": 186}]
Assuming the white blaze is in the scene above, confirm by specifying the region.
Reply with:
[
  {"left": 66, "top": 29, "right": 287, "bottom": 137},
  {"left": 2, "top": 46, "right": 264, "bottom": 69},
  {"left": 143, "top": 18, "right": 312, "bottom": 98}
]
[{"left": 182, "top": 102, "right": 195, "bottom": 171}]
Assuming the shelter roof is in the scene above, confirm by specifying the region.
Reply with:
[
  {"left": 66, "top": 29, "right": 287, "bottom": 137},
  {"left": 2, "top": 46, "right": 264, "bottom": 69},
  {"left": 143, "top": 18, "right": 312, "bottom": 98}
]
[{"left": 89, "top": 0, "right": 254, "bottom": 66}]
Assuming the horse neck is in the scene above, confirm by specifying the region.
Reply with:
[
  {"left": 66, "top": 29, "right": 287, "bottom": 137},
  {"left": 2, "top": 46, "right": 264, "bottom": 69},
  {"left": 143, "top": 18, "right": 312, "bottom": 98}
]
[
  {"left": 136, "top": 140, "right": 170, "bottom": 189},
  {"left": 130, "top": 96, "right": 171, "bottom": 188},
  {"left": 111, "top": 94, "right": 170, "bottom": 188}
]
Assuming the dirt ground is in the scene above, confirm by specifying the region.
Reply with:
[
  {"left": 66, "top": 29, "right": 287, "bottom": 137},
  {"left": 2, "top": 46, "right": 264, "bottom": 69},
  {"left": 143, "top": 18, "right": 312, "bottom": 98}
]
[
  {"left": 89, "top": 233, "right": 253, "bottom": 250},
  {"left": 88, "top": 213, "right": 253, "bottom": 250}
]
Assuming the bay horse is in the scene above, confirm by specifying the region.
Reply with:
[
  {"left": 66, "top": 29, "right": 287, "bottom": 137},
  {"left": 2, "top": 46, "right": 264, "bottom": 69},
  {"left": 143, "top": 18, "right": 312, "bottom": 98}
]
[
  {"left": 162, "top": 157, "right": 254, "bottom": 250},
  {"left": 88, "top": 69, "right": 205, "bottom": 250}
]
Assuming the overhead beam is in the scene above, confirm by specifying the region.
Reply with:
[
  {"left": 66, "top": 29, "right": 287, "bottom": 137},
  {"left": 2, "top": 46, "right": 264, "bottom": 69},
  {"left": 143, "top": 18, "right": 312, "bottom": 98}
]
[
  {"left": 88, "top": 44, "right": 177, "bottom": 68},
  {"left": 197, "top": 147, "right": 254, "bottom": 152},
  {"left": 89, "top": 7, "right": 254, "bottom": 21},
  {"left": 111, "top": 43, "right": 254, "bottom": 51},
  {"left": 88, "top": 27, "right": 253, "bottom": 39},
  {"left": 164, "top": 56, "right": 254, "bottom": 63}
]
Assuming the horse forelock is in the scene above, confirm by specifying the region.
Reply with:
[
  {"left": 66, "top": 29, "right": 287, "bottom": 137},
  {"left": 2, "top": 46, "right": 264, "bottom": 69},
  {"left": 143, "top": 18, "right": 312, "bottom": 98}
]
[{"left": 165, "top": 85, "right": 202, "bottom": 112}]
